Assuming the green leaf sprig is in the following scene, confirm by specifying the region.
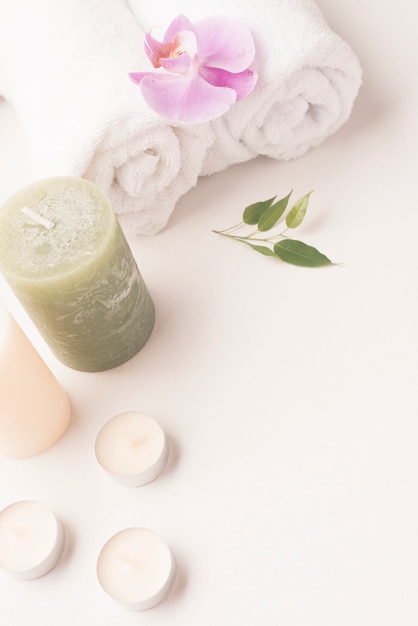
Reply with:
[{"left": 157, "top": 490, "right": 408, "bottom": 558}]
[{"left": 213, "top": 190, "right": 335, "bottom": 267}]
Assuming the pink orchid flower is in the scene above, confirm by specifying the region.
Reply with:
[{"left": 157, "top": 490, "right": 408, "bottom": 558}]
[{"left": 129, "top": 14, "right": 258, "bottom": 124}]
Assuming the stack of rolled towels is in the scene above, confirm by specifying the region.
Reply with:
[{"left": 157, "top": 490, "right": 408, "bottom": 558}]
[{"left": 0, "top": 0, "right": 361, "bottom": 235}]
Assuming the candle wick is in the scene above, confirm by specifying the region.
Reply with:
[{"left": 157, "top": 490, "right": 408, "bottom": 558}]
[
  {"left": 119, "top": 555, "right": 140, "bottom": 569},
  {"left": 21, "top": 206, "right": 55, "bottom": 230},
  {"left": 130, "top": 437, "right": 145, "bottom": 449}
]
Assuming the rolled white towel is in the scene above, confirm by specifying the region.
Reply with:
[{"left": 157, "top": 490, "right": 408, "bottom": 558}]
[
  {"left": 0, "top": 0, "right": 214, "bottom": 235},
  {"left": 128, "top": 0, "right": 362, "bottom": 175}
]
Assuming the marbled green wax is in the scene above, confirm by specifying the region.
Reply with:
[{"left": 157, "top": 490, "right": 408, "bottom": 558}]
[{"left": 0, "top": 177, "right": 155, "bottom": 372}]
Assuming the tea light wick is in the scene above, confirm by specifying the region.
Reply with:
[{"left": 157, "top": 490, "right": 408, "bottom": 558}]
[{"left": 21, "top": 206, "right": 54, "bottom": 230}]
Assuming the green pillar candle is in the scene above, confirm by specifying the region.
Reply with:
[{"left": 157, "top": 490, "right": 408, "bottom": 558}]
[{"left": 0, "top": 177, "right": 155, "bottom": 372}]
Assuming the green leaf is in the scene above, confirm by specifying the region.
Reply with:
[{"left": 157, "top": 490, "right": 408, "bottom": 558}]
[
  {"left": 273, "top": 239, "right": 333, "bottom": 267},
  {"left": 257, "top": 190, "right": 292, "bottom": 232},
  {"left": 285, "top": 191, "right": 313, "bottom": 229},
  {"left": 242, "top": 196, "right": 276, "bottom": 225},
  {"left": 244, "top": 242, "right": 276, "bottom": 256}
]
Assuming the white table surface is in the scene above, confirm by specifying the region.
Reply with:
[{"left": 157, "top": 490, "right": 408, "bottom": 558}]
[{"left": 1, "top": 1, "right": 418, "bottom": 624}]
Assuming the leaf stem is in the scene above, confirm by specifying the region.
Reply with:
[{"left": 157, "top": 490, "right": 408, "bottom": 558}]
[
  {"left": 214, "top": 221, "right": 244, "bottom": 234},
  {"left": 213, "top": 229, "right": 290, "bottom": 244}
]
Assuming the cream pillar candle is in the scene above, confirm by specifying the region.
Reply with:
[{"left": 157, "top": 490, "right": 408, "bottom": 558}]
[
  {"left": 0, "top": 500, "right": 65, "bottom": 580},
  {"left": 95, "top": 412, "right": 168, "bottom": 487},
  {"left": 0, "top": 302, "right": 70, "bottom": 458},
  {"left": 97, "top": 527, "right": 175, "bottom": 610},
  {"left": 0, "top": 177, "right": 155, "bottom": 372}
]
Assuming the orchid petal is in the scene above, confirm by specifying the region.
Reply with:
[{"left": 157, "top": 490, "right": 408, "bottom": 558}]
[
  {"left": 138, "top": 73, "right": 237, "bottom": 124},
  {"left": 144, "top": 32, "right": 172, "bottom": 68},
  {"left": 200, "top": 66, "right": 258, "bottom": 100},
  {"left": 194, "top": 16, "right": 256, "bottom": 73},
  {"left": 160, "top": 52, "right": 193, "bottom": 75},
  {"left": 129, "top": 71, "right": 153, "bottom": 85},
  {"left": 171, "top": 29, "right": 197, "bottom": 57},
  {"left": 164, "top": 14, "right": 195, "bottom": 43}
]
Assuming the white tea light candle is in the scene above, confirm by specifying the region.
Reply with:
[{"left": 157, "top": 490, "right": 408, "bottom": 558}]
[
  {"left": 97, "top": 527, "right": 175, "bottom": 610},
  {"left": 0, "top": 302, "right": 71, "bottom": 458},
  {"left": 0, "top": 500, "right": 65, "bottom": 580},
  {"left": 0, "top": 177, "right": 155, "bottom": 372},
  {"left": 95, "top": 412, "right": 168, "bottom": 487}
]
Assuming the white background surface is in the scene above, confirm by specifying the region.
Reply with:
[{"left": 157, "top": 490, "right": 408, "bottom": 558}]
[{"left": 1, "top": 1, "right": 418, "bottom": 624}]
